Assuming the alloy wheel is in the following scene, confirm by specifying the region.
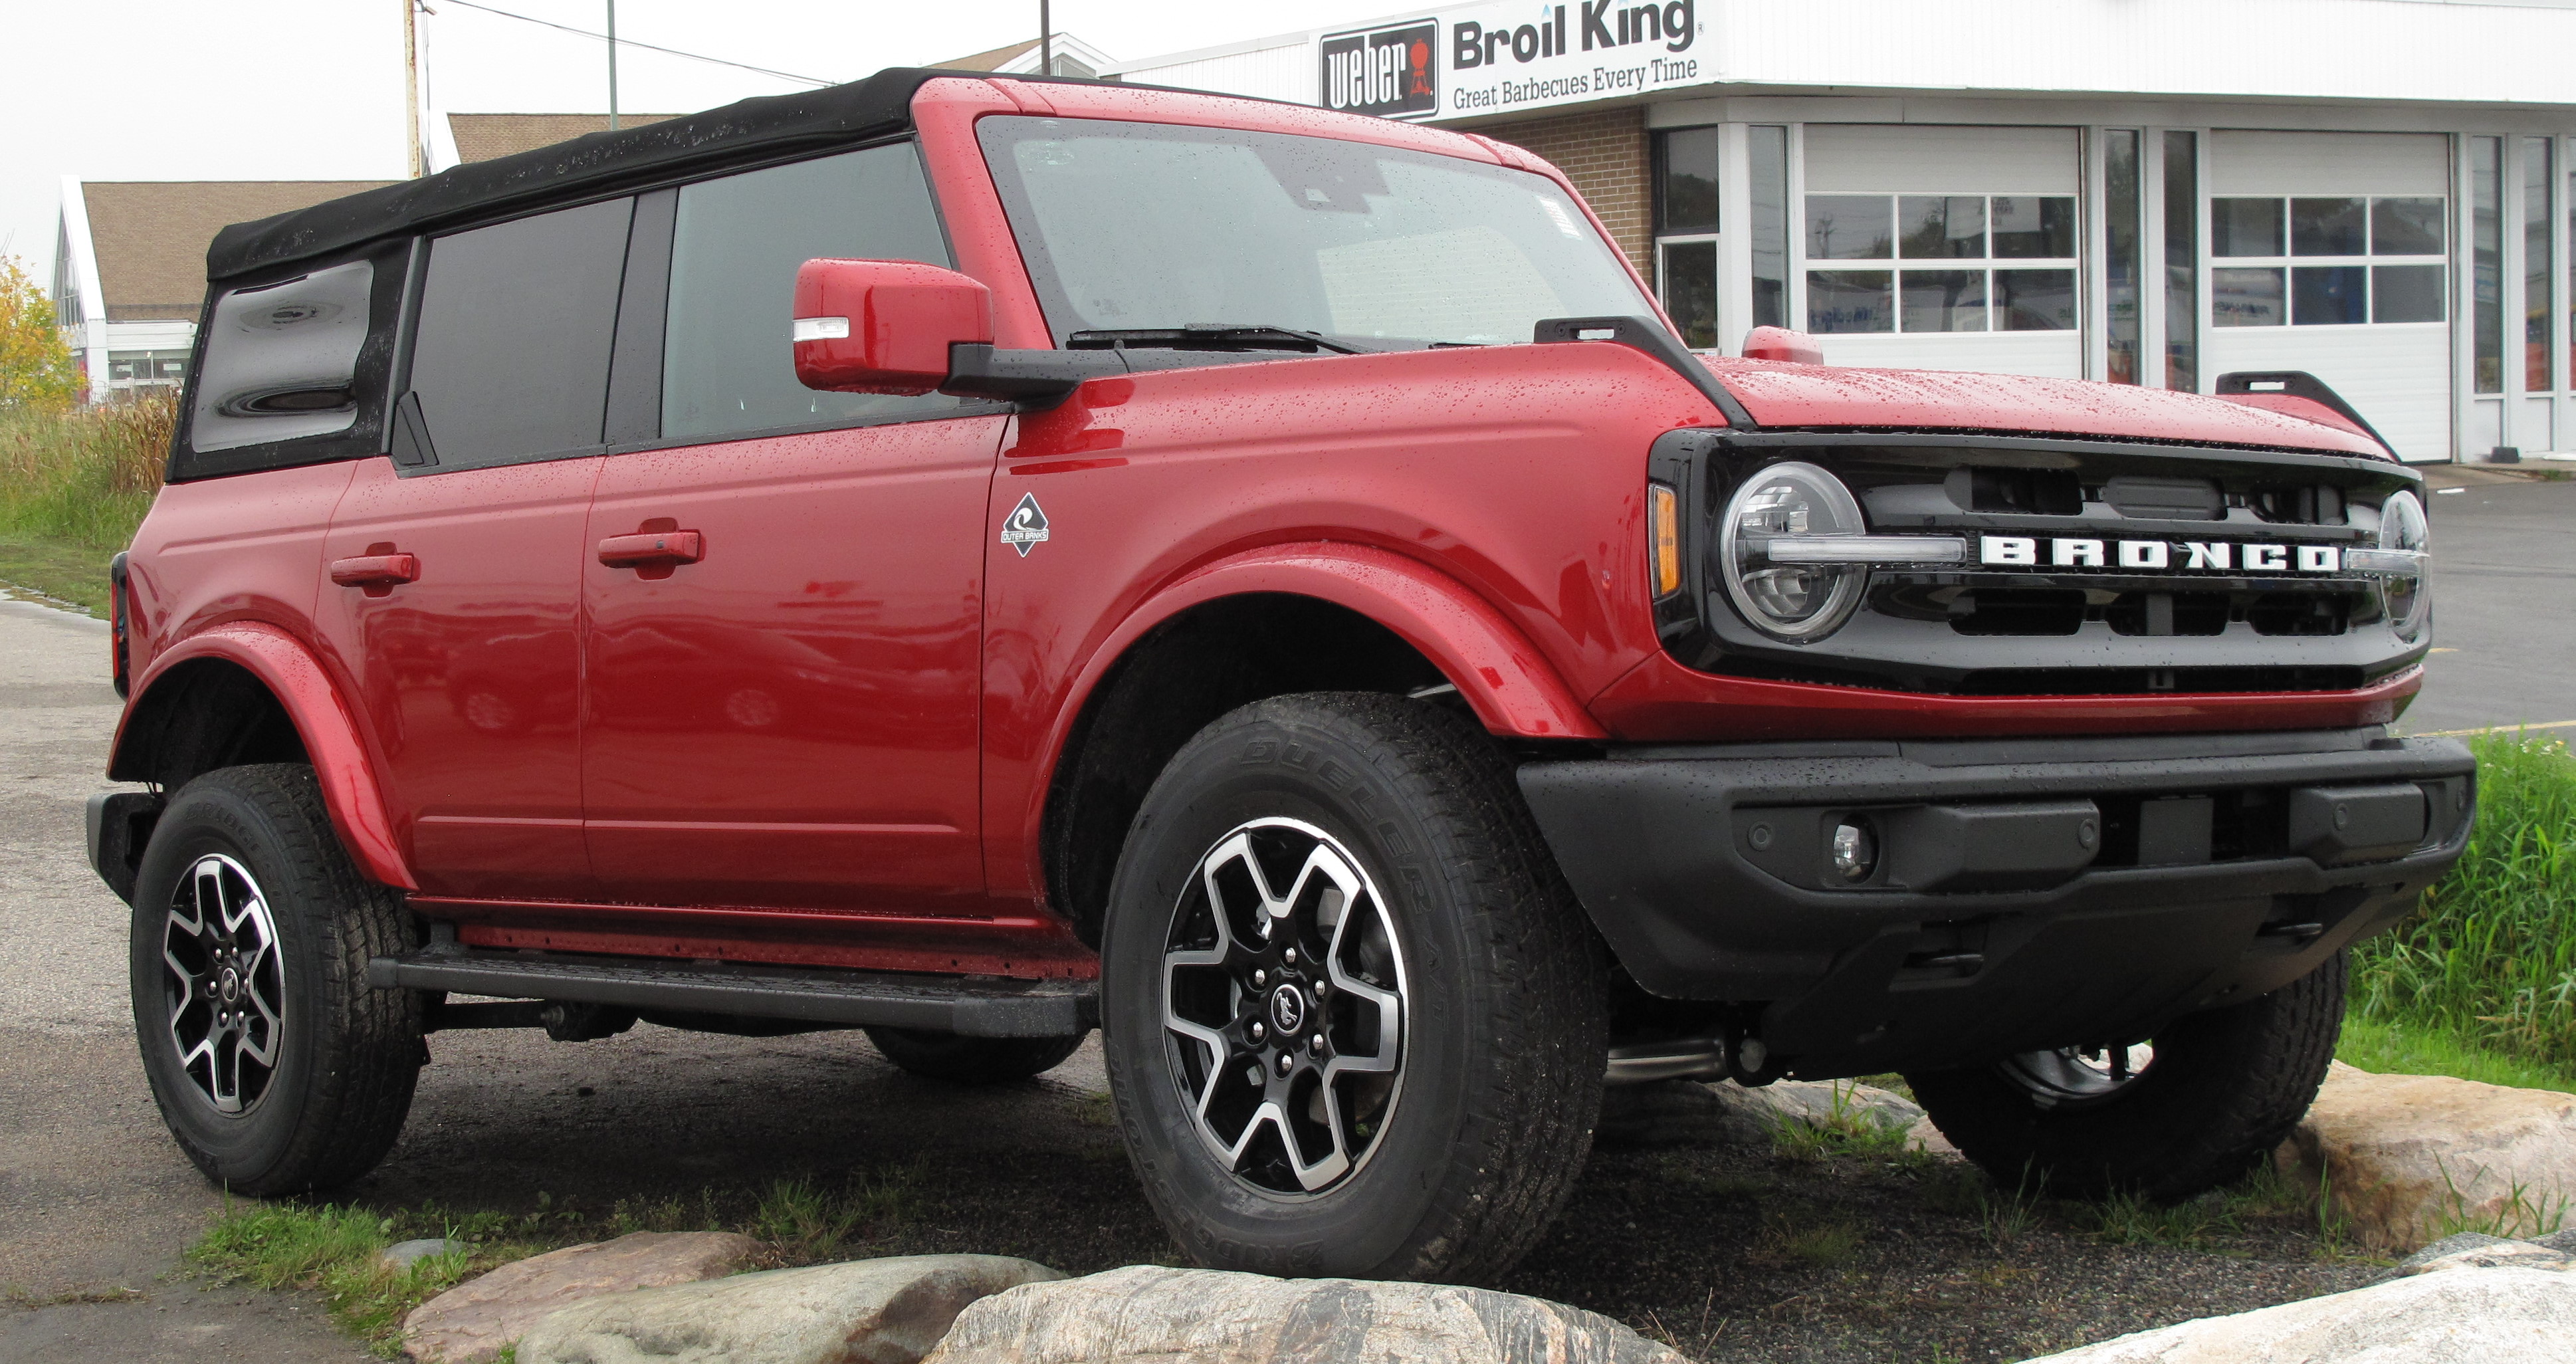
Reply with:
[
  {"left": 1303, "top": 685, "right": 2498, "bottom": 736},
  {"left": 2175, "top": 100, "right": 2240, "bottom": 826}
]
[
  {"left": 160, "top": 853, "right": 285, "bottom": 1113},
  {"left": 1160, "top": 818, "right": 1408, "bottom": 1194},
  {"left": 1997, "top": 1042, "right": 2157, "bottom": 1110}
]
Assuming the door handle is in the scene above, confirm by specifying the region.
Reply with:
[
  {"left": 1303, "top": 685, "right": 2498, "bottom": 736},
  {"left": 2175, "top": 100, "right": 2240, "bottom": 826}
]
[
  {"left": 329, "top": 552, "right": 420, "bottom": 588},
  {"left": 597, "top": 530, "right": 705, "bottom": 569}
]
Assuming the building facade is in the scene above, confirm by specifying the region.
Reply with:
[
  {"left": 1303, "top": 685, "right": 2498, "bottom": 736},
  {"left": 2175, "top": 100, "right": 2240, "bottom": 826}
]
[{"left": 1107, "top": 0, "right": 2576, "bottom": 464}]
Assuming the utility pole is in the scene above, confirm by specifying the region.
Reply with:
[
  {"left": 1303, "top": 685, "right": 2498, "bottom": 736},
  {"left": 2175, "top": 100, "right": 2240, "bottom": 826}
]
[
  {"left": 403, "top": 0, "right": 422, "bottom": 177},
  {"left": 606, "top": 0, "right": 621, "bottom": 131},
  {"left": 1039, "top": 0, "right": 1051, "bottom": 76}
]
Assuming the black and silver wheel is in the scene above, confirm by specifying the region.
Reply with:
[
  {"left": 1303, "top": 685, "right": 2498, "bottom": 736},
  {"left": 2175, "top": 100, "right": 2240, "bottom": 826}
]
[
  {"left": 1101, "top": 693, "right": 1606, "bottom": 1283},
  {"left": 130, "top": 764, "right": 422, "bottom": 1195},
  {"left": 863, "top": 1026, "right": 1087, "bottom": 1083},
  {"left": 1907, "top": 952, "right": 2345, "bottom": 1202}
]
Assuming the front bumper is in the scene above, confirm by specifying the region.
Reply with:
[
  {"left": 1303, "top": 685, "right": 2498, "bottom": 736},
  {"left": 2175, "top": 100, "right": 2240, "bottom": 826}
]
[{"left": 1518, "top": 728, "right": 2473, "bottom": 1077}]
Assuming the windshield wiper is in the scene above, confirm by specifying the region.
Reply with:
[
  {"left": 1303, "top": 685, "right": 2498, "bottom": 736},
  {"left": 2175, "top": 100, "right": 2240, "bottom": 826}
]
[{"left": 1066, "top": 324, "right": 1367, "bottom": 355}]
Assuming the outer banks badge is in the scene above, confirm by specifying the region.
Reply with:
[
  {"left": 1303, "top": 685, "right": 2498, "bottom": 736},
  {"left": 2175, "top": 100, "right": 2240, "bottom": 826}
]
[{"left": 1000, "top": 493, "right": 1051, "bottom": 557}]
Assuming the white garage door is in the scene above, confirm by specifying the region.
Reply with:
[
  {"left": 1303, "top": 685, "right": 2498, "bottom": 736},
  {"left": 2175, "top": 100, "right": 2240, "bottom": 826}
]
[
  {"left": 1800, "top": 124, "right": 2084, "bottom": 378},
  {"left": 2206, "top": 130, "right": 2452, "bottom": 461}
]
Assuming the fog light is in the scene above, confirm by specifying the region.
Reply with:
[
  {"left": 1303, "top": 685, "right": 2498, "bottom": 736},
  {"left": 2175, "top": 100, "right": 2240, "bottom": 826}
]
[{"left": 1830, "top": 818, "right": 1879, "bottom": 884}]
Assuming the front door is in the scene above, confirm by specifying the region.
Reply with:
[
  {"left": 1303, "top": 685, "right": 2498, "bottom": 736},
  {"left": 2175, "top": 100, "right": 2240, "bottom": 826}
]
[
  {"left": 316, "top": 196, "right": 635, "bottom": 899},
  {"left": 580, "top": 142, "right": 1005, "bottom": 913}
]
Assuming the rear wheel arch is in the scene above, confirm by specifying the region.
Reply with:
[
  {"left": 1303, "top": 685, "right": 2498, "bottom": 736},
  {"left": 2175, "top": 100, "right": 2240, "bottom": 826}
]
[{"left": 112, "top": 626, "right": 415, "bottom": 891}]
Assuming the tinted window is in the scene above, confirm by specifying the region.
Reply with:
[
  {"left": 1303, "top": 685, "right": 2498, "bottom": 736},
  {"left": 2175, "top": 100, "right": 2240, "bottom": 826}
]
[
  {"left": 1655, "top": 127, "right": 1719, "bottom": 235},
  {"left": 407, "top": 197, "right": 632, "bottom": 469},
  {"left": 662, "top": 143, "right": 962, "bottom": 441}
]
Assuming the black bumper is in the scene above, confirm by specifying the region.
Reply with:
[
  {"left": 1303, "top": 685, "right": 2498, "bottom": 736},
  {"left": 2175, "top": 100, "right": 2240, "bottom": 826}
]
[{"left": 1518, "top": 729, "right": 2474, "bottom": 1077}]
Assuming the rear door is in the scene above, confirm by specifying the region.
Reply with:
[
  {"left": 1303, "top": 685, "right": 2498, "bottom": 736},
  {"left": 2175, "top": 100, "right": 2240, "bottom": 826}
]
[
  {"left": 315, "top": 197, "right": 637, "bottom": 899},
  {"left": 580, "top": 142, "right": 1008, "bottom": 912}
]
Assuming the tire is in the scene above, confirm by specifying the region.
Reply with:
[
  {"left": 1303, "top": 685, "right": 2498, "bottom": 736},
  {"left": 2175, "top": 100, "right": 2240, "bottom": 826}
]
[
  {"left": 128, "top": 764, "right": 423, "bottom": 1196},
  {"left": 1905, "top": 950, "right": 2347, "bottom": 1202},
  {"left": 865, "top": 1026, "right": 1089, "bottom": 1083},
  {"left": 1099, "top": 692, "right": 1607, "bottom": 1284}
]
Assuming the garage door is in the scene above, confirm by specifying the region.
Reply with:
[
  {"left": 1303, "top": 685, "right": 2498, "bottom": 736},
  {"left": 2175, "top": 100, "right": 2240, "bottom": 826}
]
[
  {"left": 1800, "top": 124, "right": 2084, "bottom": 378},
  {"left": 2206, "top": 130, "right": 2452, "bottom": 461}
]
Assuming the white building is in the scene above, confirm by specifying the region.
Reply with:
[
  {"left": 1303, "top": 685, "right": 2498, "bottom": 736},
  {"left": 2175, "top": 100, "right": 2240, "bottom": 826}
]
[{"left": 1107, "top": 0, "right": 2576, "bottom": 463}]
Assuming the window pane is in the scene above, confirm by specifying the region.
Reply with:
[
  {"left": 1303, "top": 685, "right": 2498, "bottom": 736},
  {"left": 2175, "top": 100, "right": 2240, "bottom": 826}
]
[
  {"left": 1749, "top": 126, "right": 1789, "bottom": 329},
  {"left": 1806, "top": 195, "right": 1892, "bottom": 259},
  {"left": 2373, "top": 197, "right": 2444, "bottom": 255},
  {"left": 1655, "top": 126, "right": 1721, "bottom": 235},
  {"left": 2164, "top": 131, "right": 2198, "bottom": 390},
  {"left": 2474, "top": 136, "right": 2503, "bottom": 392},
  {"left": 2104, "top": 130, "right": 2142, "bottom": 384},
  {"left": 409, "top": 199, "right": 628, "bottom": 469},
  {"left": 663, "top": 144, "right": 961, "bottom": 442},
  {"left": 2211, "top": 197, "right": 2284, "bottom": 257},
  {"left": 1992, "top": 196, "right": 2074, "bottom": 258},
  {"left": 2212, "top": 268, "right": 2286, "bottom": 327},
  {"left": 1994, "top": 269, "right": 2076, "bottom": 330},
  {"left": 2528, "top": 138, "right": 2553, "bottom": 391},
  {"left": 1806, "top": 270, "right": 1893, "bottom": 332},
  {"left": 2290, "top": 197, "right": 2367, "bottom": 256},
  {"left": 2373, "top": 265, "right": 2445, "bottom": 323},
  {"left": 1660, "top": 240, "right": 1718, "bottom": 349},
  {"left": 2292, "top": 265, "right": 2368, "bottom": 324},
  {"left": 1899, "top": 196, "right": 1985, "bottom": 259},
  {"left": 1899, "top": 269, "right": 1986, "bottom": 331}
]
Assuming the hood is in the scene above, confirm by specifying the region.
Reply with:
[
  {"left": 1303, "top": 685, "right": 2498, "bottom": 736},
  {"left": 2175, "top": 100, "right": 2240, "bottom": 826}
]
[{"left": 1704, "top": 357, "right": 2391, "bottom": 459}]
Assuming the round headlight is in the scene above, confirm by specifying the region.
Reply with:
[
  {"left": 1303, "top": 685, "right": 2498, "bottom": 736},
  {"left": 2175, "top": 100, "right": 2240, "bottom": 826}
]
[
  {"left": 1719, "top": 461, "right": 1868, "bottom": 641},
  {"left": 2378, "top": 490, "right": 2430, "bottom": 641}
]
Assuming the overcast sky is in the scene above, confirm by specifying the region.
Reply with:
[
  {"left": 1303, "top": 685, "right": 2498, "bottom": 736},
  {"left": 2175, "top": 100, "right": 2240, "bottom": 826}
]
[{"left": 5, "top": 0, "right": 1408, "bottom": 286}]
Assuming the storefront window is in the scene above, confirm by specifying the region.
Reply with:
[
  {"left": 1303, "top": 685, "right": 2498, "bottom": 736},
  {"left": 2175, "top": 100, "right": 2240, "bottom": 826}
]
[
  {"left": 1802, "top": 193, "right": 2076, "bottom": 333},
  {"left": 1652, "top": 127, "right": 1720, "bottom": 348},
  {"left": 1660, "top": 241, "right": 1719, "bottom": 348},
  {"left": 2526, "top": 138, "right": 2553, "bottom": 392},
  {"left": 2104, "top": 130, "right": 2142, "bottom": 384},
  {"left": 1749, "top": 126, "right": 1789, "bottom": 329},
  {"left": 2210, "top": 194, "right": 2445, "bottom": 327},
  {"left": 2163, "top": 130, "right": 2197, "bottom": 392},
  {"left": 2472, "top": 136, "right": 2502, "bottom": 394}
]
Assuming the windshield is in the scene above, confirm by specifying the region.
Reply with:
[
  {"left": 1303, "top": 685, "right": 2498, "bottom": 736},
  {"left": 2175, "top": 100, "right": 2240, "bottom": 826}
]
[{"left": 977, "top": 116, "right": 1656, "bottom": 350}]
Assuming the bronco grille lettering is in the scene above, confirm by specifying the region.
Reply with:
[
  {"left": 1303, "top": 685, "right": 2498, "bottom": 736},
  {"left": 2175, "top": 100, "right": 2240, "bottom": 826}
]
[{"left": 1977, "top": 538, "right": 2347, "bottom": 574}]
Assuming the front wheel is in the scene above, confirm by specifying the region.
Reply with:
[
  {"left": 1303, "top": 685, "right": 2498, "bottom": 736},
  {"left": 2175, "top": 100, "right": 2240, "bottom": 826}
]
[
  {"left": 129, "top": 764, "right": 423, "bottom": 1196},
  {"left": 1905, "top": 951, "right": 2346, "bottom": 1202},
  {"left": 1100, "top": 693, "right": 1607, "bottom": 1284}
]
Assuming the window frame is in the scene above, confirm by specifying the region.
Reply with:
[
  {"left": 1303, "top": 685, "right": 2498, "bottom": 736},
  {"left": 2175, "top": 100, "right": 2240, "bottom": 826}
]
[
  {"left": 2204, "top": 192, "right": 2448, "bottom": 330},
  {"left": 1795, "top": 190, "right": 2083, "bottom": 336},
  {"left": 168, "top": 238, "right": 413, "bottom": 484}
]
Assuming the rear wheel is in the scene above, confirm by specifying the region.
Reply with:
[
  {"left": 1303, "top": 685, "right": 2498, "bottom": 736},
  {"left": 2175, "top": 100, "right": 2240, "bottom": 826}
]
[
  {"left": 1100, "top": 693, "right": 1606, "bottom": 1284},
  {"left": 1906, "top": 951, "right": 2345, "bottom": 1202},
  {"left": 129, "top": 764, "right": 422, "bottom": 1196},
  {"left": 863, "top": 1027, "right": 1087, "bottom": 1083}
]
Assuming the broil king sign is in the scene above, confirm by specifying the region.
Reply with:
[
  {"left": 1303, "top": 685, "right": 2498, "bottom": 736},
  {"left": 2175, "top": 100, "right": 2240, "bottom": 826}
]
[{"left": 1320, "top": 1, "right": 1709, "bottom": 122}]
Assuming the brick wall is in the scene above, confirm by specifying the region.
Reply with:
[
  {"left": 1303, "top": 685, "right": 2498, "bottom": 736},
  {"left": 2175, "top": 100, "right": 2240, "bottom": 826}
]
[{"left": 1479, "top": 108, "right": 1652, "bottom": 279}]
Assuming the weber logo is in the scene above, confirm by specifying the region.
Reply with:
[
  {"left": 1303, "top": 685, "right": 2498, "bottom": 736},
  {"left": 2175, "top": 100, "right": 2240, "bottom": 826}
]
[
  {"left": 1321, "top": 21, "right": 1438, "bottom": 118},
  {"left": 1979, "top": 536, "right": 2345, "bottom": 574}
]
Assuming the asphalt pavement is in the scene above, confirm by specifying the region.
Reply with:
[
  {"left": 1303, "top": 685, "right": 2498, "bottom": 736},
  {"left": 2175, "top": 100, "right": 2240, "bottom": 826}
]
[{"left": 0, "top": 473, "right": 2563, "bottom": 1359}]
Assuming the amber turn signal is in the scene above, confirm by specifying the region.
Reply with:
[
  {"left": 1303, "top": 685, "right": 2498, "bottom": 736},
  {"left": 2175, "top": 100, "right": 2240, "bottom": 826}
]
[{"left": 1649, "top": 483, "right": 1682, "bottom": 598}]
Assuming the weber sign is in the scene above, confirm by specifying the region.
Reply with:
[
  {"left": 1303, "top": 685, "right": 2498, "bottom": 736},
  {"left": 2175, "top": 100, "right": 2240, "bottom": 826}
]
[
  {"left": 1315, "top": 1, "right": 1711, "bottom": 122},
  {"left": 1321, "top": 21, "right": 1438, "bottom": 118}
]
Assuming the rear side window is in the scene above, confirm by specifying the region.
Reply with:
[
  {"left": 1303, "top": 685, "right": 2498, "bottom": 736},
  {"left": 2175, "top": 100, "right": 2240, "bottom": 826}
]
[
  {"left": 661, "top": 142, "right": 966, "bottom": 442},
  {"left": 403, "top": 196, "right": 633, "bottom": 471},
  {"left": 172, "top": 247, "right": 407, "bottom": 481}
]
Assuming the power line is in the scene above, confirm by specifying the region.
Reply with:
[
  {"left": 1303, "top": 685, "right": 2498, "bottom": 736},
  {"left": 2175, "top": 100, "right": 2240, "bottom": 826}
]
[{"left": 436, "top": 0, "right": 836, "bottom": 88}]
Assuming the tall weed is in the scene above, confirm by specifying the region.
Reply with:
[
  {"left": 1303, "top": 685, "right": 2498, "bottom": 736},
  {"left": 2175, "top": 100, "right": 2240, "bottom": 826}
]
[{"left": 0, "top": 395, "right": 171, "bottom": 550}]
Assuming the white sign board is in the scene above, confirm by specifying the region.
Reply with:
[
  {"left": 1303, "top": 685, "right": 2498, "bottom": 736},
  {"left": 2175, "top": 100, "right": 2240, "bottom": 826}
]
[{"left": 1319, "top": 1, "right": 1713, "bottom": 122}]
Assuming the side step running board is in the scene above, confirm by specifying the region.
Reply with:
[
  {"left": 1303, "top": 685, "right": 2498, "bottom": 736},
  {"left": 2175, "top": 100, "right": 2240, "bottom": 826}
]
[{"left": 366, "top": 948, "right": 1097, "bottom": 1038}]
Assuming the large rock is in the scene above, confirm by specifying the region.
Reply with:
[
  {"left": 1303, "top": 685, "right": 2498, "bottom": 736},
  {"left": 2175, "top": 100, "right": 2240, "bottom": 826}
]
[
  {"left": 2276, "top": 1062, "right": 2576, "bottom": 1250},
  {"left": 402, "top": 1230, "right": 763, "bottom": 1364},
  {"left": 2018, "top": 1267, "right": 2576, "bottom": 1362},
  {"left": 515, "top": 1254, "right": 1061, "bottom": 1364},
  {"left": 1596, "top": 1078, "right": 1922, "bottom": 1151},
  {"left": 919, "top": 1265, "right": 1686, "bottom": 1364}
]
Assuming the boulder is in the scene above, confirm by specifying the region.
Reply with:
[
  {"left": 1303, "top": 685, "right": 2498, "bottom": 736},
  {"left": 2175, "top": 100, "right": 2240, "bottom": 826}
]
[
  {"left": 2398, "top": 1237, "right": 2575, "bottom": 1277},
  {"left": 1595, "top": 1078, "right": 1922, "bottom": 1151},
  {"left": 1904, "top": 1115, "right": 1961, "bottom": 1159},
  {"left": 514, "top": 1254, "right": 1061, "bottom": 1364},
  {"left": 919, "top": 1265, "right": 1687, "bottom": 1364},
  {"left": 2018, "top": 1266, "right": 2576, "bottom": 1362},
  {"left": 2276, "top": 1062, "right": 2576, "bottom": 1250},
  {"left": 402, "top": 1230, "right": 762, "bottom": 1364}
]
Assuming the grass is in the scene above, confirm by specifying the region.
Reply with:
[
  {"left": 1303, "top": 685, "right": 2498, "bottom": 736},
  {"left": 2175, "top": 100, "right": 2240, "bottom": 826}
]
[
  {"left": 2351, "top": 731, "right": 2576, "bottom": 1077},
  {"left": 2336, "top": 1015, "right": 2576, "bottom": 1093},
  {"left": 0, "top": 396, "right": 169, "bottom": 613}
]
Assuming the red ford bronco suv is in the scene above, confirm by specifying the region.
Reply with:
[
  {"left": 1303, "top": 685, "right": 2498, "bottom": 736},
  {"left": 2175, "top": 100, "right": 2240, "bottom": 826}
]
[{"left": 94, "top": 68, "right": 2470, "bottom": 1284}]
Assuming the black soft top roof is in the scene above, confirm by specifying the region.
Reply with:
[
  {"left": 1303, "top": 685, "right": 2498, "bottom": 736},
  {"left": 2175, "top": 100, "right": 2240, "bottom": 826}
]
[{"left": 209, "top": 67, "right": 952, "bottom": 284}]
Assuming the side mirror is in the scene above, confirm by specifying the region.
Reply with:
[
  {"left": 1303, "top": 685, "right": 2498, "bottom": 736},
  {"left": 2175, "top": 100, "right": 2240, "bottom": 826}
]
[
  {"left": 793, "top": 259, "right": 994, "bottom": 395},
  {"left": 1741, "top": 326, "right": 1824, "bottom": 364}
]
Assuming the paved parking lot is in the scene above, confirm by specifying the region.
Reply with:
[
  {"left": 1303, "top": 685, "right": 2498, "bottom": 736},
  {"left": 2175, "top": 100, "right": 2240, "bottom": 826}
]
[{"left": 0, "top": 472, "right": 2564, "bottom": 1359}]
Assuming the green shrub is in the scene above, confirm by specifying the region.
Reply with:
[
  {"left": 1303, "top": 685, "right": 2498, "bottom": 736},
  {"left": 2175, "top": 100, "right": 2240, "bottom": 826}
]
[
  {"left": 0, "top": 395, "right": 170, "bottom": 551},
  {"left": 2353, "top": 732, "right": 2576, "bottom": 1074}
]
